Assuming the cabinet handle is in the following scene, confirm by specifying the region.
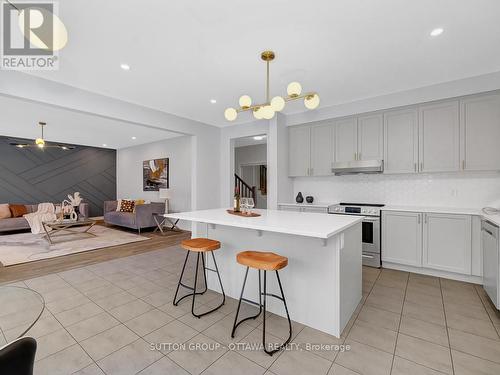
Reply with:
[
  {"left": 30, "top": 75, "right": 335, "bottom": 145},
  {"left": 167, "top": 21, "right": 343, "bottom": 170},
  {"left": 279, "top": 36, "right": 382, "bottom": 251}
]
[
  {"left": 418, "top": 214, "right": 421, "bottom": 224},
  {"left": 424, "top": 214, "right": 427, "bottom": 224}
]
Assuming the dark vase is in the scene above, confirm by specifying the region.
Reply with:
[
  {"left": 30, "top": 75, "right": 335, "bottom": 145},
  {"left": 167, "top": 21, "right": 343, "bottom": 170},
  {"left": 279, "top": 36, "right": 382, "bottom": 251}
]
[
  {"left": 295, "top": 192, "right": 304, "bottom": 203},
  {"left": 306, "top": 196, "right": 314, "bottom": 203},
  {"left": 73, "top": 205, "right": 80, "bottom": 220}
]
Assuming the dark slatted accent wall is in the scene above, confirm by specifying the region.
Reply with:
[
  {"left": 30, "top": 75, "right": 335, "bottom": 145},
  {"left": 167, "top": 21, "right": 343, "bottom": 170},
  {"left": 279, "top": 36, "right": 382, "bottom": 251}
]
[{"left": 0, "top": 136, "right": 116, "bottom": 217}]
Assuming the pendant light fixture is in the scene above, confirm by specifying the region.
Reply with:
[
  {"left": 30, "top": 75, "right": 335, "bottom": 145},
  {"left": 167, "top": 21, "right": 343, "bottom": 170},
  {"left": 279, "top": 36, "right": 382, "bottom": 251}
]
[
  {"left": 10, "top": 122, "right": 74, "bottom": 150},
  {"left": 224, "top": 51, "right": 320, "bottom": 121}
]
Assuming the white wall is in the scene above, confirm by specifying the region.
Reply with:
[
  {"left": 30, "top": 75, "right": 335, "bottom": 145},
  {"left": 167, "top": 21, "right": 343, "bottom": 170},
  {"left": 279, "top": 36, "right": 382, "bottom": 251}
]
[
  {"left": 117, "top": 135, "right": 192, "bottom": 230},
  {"left": 292, "top": 172, "right": 500, "bottom": 208}
]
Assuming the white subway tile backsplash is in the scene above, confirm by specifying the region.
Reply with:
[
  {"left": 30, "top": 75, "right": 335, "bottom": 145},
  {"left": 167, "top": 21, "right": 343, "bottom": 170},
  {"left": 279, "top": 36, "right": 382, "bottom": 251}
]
[{"left": 293, "top": 172, "right": 500, "bottom": 208}]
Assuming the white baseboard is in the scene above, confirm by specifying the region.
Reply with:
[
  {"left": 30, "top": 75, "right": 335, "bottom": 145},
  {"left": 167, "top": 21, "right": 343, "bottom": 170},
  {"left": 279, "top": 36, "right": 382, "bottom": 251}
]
[{"left": 382, "top": 262, "right": 483, "bottom": 284}]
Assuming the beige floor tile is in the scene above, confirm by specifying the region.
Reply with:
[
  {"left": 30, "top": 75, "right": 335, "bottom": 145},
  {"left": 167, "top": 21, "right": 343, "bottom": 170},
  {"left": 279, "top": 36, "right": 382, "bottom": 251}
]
[
  {"left": 444, "top": 300, "right": 491, "bottom": 321},
  {"left": 203, "top": 313, "right": 254, "bottom": 345},
  {"left": 178, "top": 309, "right": 226, "bottom": 331},
  {"left": 157, "top": 300, "right": 192, "bottom": 318},
  {"left": 84, "top": 284, "right": 124, "bottom": 301},
  {"left": 45, "top": 294, "right": 92, "bottom": 315},
  {"left": 80, "top": 324, "right": 140, "bottom": 361},
  {"left": 408, "top": 273, "right": 440, "bottom": 288},
  {"left": 55, "top": 301, "right": 104, "bottom": 327},
  {"left": 167, "top": 333, "right": 227, "bottom": 375},
  {"left": 392, "top": 356, "right": 447, "bottom": 375},
  {"left": 399, "top": 316, "right": 449, "bottom": 347},
  {"left": 145, "top": 320, "right": 199, "bottom": 354},
  {"left": 137, "top": 356, "right": 189, "bottom": 374},
  {"left": 94, "top": 291, "right": 137, "bottom": 310},
  {"left": 269, "top": 347, "right": 332, "bottom": 375},
  {"left": 375, "top": 276, "right": 408, "bottom": 290},
  {"left": 395, "top": 334, "right": 452, "bottom": 374},
  {"left": 356, "top": 305, "right": 400, "bottom": 331},
  {"left": 97, "top": 338, "right": 163, "bottom": 375},
  {"left": 294, "top": 326, "right": 344, "bottom": 361},
  {"left": 442, "top": 289, "right": 482, "bottom": 306},
  {"left": 335, "top": 340, "right": 393, "bottom": 375},
  {"left": 128, "top": 281, "right": 165, "bottom": 298},
  {"left": 16, "top": 314, "right": 63, "bottom": 339},
  {"left": 327, "top": 363, "right": 360, "bottom": 375},
  {"left": 72, "top": 277, "right": 113, "bottom": 293},
  {"left": 235, "top": 328, "right": 284, "bottom": 369},
  {"left": 448, "top": 328, "right": 500, "bottom": 363},
  {"left": 403, "top": 301, "right": 445, "bottom": 326},
  {"left": 256, "top": 314, "right": 304, "bottom": 341},
  {"left": 365, "top": 291, "right": 404, "bottom": 314},
  {"left": 451, "top": 349, "right": 500, "bottom": 375},
  {"left": 371, "top": 284, "right": 406, "bottom": 299},
  {"left": 446, "top": 311, "right": 499, "bottom": 340},
  {"left": 108, "top": 298, "right": 154, "bottom": 322},
  {"left": 204, "top": 350, "right": 266, "bottom": 375},
  {"left": 35, "top": 328, "right": 76, "bottom": 361},
  {"left": 72, "top": 363, "right": 105, "bottom": 374},
  {"left": 125, "top": 308, "right": 174, "bottom": 336},
  {"left": 405, "top": 289, "right": 443, "bottom": 309},
  {"left": 66, "top": 311, "right": 120, "bottom": 341},
  {"left": 347, "top": 320, "right": 397, "bottom": 354},
  {"left": 203, "top": 295, "right": 239, "bottom": 316},
  {"left": 34, "top": 344, "right": 92, "bottom": 375},
  {"left": 406, "top": 282, "right": 442, "bottom": 297}
]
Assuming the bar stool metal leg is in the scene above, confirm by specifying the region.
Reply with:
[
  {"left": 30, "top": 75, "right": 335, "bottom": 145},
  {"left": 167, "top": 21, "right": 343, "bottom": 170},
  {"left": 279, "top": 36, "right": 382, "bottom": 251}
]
[
  {"left": 173, "top": 250, "right": 225, "bottom": 318},
  {"left": 231, "top": 267, "right": 262, "bottom": 338}
]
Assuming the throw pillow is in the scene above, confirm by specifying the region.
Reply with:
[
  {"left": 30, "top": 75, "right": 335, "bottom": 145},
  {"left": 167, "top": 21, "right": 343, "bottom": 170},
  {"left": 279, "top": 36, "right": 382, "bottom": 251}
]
[
  {"left": 133, "top": 199, "right": 145, "bottom": 213},
  {"left": 119, "top": 199, "right": 135, "bottom": 213},
  {"left": 9, "top": 204, "right": 28, "bottom": 218},
  {"left": 0, "top": 204, "right": 11, "bottom": 219}
]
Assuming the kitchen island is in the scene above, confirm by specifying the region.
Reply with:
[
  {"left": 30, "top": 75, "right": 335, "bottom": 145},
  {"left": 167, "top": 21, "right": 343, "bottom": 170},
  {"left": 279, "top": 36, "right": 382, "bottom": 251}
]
[{"left": 164, "top": 208, "right": 362, "bottom": 337}]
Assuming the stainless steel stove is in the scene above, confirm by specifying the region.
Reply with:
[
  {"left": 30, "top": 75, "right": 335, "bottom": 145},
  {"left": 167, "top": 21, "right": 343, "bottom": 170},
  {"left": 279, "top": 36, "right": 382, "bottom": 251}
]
[{"left": 329, "top": 203, "right": 384, "bottom": 268}]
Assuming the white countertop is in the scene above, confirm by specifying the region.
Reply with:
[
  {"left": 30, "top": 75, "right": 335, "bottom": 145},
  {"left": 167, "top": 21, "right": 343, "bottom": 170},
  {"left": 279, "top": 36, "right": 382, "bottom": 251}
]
[
  {"left": 483, "top": 213, "right": 500, "bottom": 227},
  {"left": 278, "top": 202, "right": 336, "bottom": 209},
  {"left": 382, "top": 205, "right": 482, "bottom": 216},
  {"left": 164, "top": 208, "right": 362, "bottom": 239}
]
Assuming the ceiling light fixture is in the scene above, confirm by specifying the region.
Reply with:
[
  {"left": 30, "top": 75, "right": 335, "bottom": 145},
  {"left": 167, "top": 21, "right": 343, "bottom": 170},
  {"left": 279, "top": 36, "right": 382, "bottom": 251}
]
[
  {"left": 253, "top": 135, "right": 266, "bottom": 141},
  {"left": 120, "top": 63, "right": 130, "bottom": 70},
  {"left": 430, "top": 28, "right": 444, "bottom": 37},
  {"left": 210, "top": 99, "right": 217, "bottom": 104},
  {"left": 131, "top": 136, "right": 137, "bottom": 140},
  {"left": 224, "top": 51, "right": 320, "bottom": 122},
  {"left": 6, "top": 0, "right": 68, "bottom": 51},
  {"left": 102, "top": 143, "right": 107, "bottom": 147},
  {"left": 9, "top": 122, "right": 74, "bottom": 150}
]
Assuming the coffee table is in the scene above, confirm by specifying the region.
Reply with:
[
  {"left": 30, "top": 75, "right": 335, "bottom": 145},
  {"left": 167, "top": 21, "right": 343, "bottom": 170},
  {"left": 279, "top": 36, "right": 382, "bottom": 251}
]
[{"left": 42, "top": 219, "right": 97, "bottom": 245}]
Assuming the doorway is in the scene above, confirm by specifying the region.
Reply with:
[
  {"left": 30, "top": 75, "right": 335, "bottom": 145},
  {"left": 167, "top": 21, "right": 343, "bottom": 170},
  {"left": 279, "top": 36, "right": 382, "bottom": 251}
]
[{"left": 233, "top": 134, "right": 267, "bottom": 209}]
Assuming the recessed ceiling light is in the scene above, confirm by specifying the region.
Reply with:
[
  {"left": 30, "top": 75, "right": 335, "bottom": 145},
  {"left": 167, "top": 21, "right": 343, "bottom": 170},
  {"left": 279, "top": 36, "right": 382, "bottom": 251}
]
[
  {"left": 253, "top": 135, "right": 266, "bottom": 141},
  {"left": 131, "top": 136, "right": 137, "bottom": 140},
  {"left": 120, "top": 63, "right": 130, "bottom": 70},
  {"left": 210, "top": 99, "right": 217, "bottom": 104},
  {"left": 430, "top": 28, "right": 444, "bottom": 37},
  {"left": 102, "top": 143, "right": 107, "bottom": 147}
]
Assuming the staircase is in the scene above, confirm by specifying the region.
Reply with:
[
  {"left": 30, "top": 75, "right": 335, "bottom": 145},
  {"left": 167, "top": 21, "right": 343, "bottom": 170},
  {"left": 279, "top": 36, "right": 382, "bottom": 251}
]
[{"left": 234, "top": 174, "right": 256, "bottom": 204}]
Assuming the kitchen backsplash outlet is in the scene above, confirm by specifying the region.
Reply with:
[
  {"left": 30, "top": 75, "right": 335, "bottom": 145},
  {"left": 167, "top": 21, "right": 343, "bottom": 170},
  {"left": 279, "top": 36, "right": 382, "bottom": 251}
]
[{"left": 293, "top": 172, "right": 500, "bottom": 208}]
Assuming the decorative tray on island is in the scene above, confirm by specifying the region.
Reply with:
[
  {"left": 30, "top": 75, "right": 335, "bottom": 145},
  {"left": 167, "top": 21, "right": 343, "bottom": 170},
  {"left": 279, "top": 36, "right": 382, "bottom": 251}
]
[{"left": 226, "top": 209, "right": 261, "bottom": 217}]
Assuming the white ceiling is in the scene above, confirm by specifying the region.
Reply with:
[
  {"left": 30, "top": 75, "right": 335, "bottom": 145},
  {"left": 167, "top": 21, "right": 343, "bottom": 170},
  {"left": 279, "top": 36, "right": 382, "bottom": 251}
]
[
  {"left": 27, "top": 0, "right": 500, "bottom": 127},
  {"left": 0, "top": 95, "right": 181, "bottom": 149}
]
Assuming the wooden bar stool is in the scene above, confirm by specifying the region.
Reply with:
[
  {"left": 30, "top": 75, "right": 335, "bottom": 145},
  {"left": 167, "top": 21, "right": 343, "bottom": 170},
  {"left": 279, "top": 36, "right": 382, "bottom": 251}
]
[
  {"left": 231, "top": 250, "right": 292, "bottom": 356},
  {"left": 173, "top": 238, "right": 225, "bottom": 318}
]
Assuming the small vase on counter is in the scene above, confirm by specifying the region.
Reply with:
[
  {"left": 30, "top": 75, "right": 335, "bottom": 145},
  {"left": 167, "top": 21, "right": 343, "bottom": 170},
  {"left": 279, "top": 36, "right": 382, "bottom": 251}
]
[
  {"left": 306, "top": 196, "right": 314, "bottom": 203},
  {"left": 295, "top": 192, "right": 304, "bottom": 203}
]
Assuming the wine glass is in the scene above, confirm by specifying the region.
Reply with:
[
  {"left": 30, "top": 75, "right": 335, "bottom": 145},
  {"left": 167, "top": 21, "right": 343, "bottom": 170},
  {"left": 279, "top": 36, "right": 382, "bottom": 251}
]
[
  {"left": 240, "top": 198, "right": 248, "bottom": 214},
  {"left": 246, "top": 198, "right": 255, "bottom": 214}
]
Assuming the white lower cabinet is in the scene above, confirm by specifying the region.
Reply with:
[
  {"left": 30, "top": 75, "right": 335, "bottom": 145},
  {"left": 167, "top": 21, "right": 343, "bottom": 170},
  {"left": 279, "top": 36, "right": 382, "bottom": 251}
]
[
  {"left": 382, "top": 211, "right": 422, "bottom": 266},
  {"left": 423, "top": 213, "right": 471, "bottom": 274},
  {"left": 382, "top": 210, "right": 473, "bottom": 276}
]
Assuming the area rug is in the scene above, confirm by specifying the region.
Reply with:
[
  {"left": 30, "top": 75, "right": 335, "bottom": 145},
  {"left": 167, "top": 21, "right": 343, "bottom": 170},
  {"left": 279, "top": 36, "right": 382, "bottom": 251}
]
[{"left": 0, "top": 226, "right": 149, "bottom": 266}]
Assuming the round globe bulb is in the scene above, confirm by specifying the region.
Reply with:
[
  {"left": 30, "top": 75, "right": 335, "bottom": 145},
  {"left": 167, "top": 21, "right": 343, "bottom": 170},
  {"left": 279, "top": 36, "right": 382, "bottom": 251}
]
[
  {"left": 271, "top": 96, "right": 285, "bottom": 112},
  {"left": 304, "top": 94, "right": 320, "bottom": 110},
  {"left": 253, "top": 107, "right": 263, "bottom": 120},
  {"left": 262, "top": 105, "right": 275, "bottom": 120},
  {"left": 35, "top": 138, "right": 45, "bottom": 146},
  {"left": 238, "top": 95, "right": 252, "bottom": 109},
  {"left": 224, "top": 107, "right": 238, "bottom": 121},
  {"left": 287, "top": 82, "right": 302, "bottom": 97}
]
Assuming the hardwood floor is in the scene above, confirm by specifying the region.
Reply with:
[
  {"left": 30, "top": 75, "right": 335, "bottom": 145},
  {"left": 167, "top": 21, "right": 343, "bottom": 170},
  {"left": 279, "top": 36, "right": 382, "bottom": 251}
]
[{"left": 0, "top": 227, "right": 191, "bottom": 284}]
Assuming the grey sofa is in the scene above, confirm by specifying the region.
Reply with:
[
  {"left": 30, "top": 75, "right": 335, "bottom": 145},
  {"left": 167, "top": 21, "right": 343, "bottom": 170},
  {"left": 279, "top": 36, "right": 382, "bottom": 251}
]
[
  {"left": 103, "top": 201, "right": 165, "bottom": 233},
  {"left": 0, "top": 203, "right": 89, "bottom": 233}
]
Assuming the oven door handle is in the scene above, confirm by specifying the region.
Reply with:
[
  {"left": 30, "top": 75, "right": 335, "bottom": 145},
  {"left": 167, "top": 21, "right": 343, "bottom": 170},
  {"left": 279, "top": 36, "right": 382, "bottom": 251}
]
[
  {"left": 362, "top": 254, "right": 375, "bottom": 259},
  {"left": 362, "top": 217, "right": 380, "bottom": 222}
]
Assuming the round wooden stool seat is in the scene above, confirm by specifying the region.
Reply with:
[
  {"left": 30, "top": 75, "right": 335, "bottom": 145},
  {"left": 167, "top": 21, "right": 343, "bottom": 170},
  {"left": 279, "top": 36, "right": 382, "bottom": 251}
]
[
  {"left": 236, "top": 251, "right": 288, "bottom": 271},
  {"left": 181, "top": 238, "right": 221, "bottom": 252}
]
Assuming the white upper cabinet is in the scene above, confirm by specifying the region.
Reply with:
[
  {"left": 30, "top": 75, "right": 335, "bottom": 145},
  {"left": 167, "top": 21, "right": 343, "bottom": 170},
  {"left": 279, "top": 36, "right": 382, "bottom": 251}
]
[
  {"left": 382, "top": 211, "right": 422, "bottom": 267},
  {"left": 422, "top": 213, "right": 472, "bottom": 274},
  {"left": 334, "top": 117, "right": 358, "bottom": 163},
  {"left": 310, "top": 124, "right": 334, "bottom": 176},
  {"left": 288, "top": 125, "right": 311, "bottom": 177},
  {"left": 460, "top": 93, "right": 500, "bottom": 171},
  {"left": 418, "top": 101, "right": 460, "bottom": 173},
  {"left": 358, "top": 114, "right": 384, "bottom": 161},
  {"left": 384, "top": 108, "right": 418, "bottom": 174}
]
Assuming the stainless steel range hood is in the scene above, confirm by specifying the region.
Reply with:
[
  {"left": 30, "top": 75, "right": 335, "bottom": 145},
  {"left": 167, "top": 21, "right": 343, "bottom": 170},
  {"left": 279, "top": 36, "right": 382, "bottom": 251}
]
[{"left": 331, "top": 160, "right": 384, "bottom": 175}]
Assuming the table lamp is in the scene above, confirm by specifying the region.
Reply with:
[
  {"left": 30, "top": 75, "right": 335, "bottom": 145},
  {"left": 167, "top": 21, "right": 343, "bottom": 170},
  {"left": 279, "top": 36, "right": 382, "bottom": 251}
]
[{"left": 159, "top": 188, "right": 171, "bottom": 213}]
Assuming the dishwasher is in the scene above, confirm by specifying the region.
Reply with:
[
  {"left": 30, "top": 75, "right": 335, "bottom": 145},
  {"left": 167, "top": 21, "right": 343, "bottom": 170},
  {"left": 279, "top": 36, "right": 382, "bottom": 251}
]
[{"left": 482, "top": 219, "right": 500, "bottom": 309}]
